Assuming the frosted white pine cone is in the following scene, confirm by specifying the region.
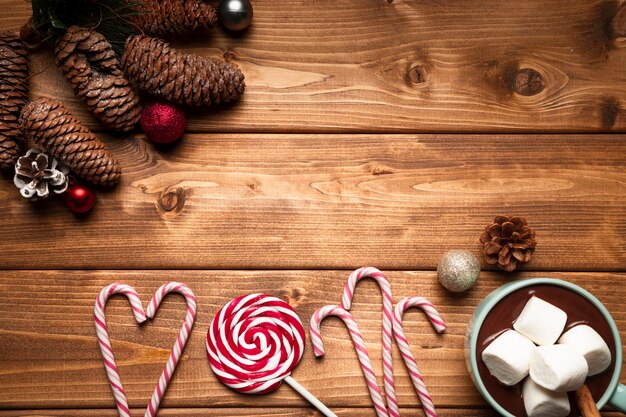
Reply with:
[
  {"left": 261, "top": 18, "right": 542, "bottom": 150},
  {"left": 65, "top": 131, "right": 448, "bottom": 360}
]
[{"left": 14, "top": 148, "right": 69, "bottom": 201}]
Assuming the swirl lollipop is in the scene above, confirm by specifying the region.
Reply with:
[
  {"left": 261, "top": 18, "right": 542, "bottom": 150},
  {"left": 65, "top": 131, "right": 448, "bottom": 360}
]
[{"left": 207, "top": 294, "right": 336, "bottom": 417}]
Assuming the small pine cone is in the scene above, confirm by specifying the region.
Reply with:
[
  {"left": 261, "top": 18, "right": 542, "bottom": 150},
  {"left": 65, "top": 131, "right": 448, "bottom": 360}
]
[
  {"left": 19, "top": 98, "right": 121, "bottom": 187},
  {"left": 480, "top": 216, "right": 537, "bottom": 272},
  {"left": 55, "top": 26, "right": 141, "bottom": 132},
  {"left": 132, "top": 0, "right": 218, "bottom": 37},
  {"left": 0, "top": 32, "right": 28, "bottom": 169},
  {"left": 14, "top": 148, "right": 69, "bottom": 201},
  {"left": 121, "top": 34, "right": 245, "bottom": 106}
]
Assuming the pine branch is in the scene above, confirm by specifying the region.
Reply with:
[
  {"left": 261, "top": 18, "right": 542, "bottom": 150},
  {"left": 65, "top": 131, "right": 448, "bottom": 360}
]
[{"left": 30, "top": 0, "right": 141, "bottom": 57}]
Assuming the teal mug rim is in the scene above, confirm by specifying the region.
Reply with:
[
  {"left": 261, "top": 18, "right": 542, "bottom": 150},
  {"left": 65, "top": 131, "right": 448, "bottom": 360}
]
[{"left": 468, "top": 278, "right": 623, "bottom": 417}]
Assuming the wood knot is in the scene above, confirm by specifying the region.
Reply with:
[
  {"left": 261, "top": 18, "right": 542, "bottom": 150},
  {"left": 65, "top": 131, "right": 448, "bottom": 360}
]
[
  {"left": 372, "top": 166, "right": 394, "bottom": 176},
  {"left": 511, "top": 68, "right": 545, "bottom": 96},
  {"left": 406, "top": 64, "right": 427, "bottom": 85},
  {"left": 156, "top": 187, "right": 189, "bottom": 217},
  {"left": 245, "top": 179, "right": 262, "bottom": 195},
  {"left": 279, "top": 287, "right": 307, "bottom": 308},
  {"left": 600, "top": 97, "right": 621, "bottom": 129},
  {"left": 223, "top": 50, "right": 236, "bottom": 62}
]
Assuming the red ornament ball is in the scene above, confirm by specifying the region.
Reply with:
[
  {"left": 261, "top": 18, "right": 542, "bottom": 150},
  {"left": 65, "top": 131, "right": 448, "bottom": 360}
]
[
  {"left": 140, "top": 101, "right": 186, "bottom": 144},
  {"left": 65, "top": 182, "right": 96, "bottom": 213}
]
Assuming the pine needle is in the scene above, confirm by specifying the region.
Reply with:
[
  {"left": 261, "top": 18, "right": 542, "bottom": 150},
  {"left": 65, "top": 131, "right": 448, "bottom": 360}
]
[{"left": 30, "top": 0, "right": 142, "bottom": 58}]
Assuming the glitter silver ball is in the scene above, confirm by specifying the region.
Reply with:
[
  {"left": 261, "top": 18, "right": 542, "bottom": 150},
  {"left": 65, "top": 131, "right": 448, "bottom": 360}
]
[{"left": 437, "top": 250, "right": 480, "bottom": 292}]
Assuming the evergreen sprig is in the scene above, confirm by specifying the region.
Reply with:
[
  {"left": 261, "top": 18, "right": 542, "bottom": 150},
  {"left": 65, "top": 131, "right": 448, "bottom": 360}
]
[{"left": 30, "top": 0, "right": 140, "bottom": 57}]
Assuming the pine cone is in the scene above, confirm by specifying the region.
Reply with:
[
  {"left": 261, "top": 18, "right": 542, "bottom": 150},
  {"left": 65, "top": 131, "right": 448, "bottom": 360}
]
[
  {"left": 19, "top": 98, "right": 121, "bottom": 187},
  {"left": 480, "top": 216, "right": 537, "bottom": 272},
  {"left": 132, "top": 0, "right": 218, "bottom": 37},
  {"left": 55, "top": 26, "right": 141, "bottom": 132},
  {"left": 121, "top": 34, "right": 245, "bottom": 106},
  {"left": 0, "top": 32, "right": 28, "bottom": 169},
  {"left": 14, "top": 148, "right": 69, "bottom": 201}
]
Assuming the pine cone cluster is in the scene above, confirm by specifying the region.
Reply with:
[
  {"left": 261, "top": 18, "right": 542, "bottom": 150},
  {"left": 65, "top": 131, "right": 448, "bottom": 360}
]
[
  {"left": 0, "top": 32, "right": 28, "bottom": 169},
  {"left": 56, "top": 26, "right": 141, "bottom": 132},
  {"left": 480, "top": 216, "right": 537, "bottom": 271},
  {"left": 121, "top": 34, "right": 245, "bottom": 106},
  {"left": 132, "top": 0, "right": 218, "bottom": 37},
  {"left": 19, "top": 98, "right": 121, "bottom": 187}
]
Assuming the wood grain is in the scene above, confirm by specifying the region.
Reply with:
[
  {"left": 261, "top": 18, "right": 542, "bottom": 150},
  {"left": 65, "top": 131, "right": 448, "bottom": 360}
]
[
  {"left": 0, "top": 134, "right": 624, "bottom": 271},
  {"left": 0, "top": 270, "right": 624, "bottom": 412},
  {"left": 2, "top": 0, "right": 626, "bottom": 132},
  {"left": 2, "top": 2, "right": 626, "bottom": 416}
]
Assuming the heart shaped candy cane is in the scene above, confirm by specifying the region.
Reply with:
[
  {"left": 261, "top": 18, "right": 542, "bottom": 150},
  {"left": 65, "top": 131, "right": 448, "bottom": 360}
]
[{"left": 94, "top": 282, "right": 197, "bottom": 417}]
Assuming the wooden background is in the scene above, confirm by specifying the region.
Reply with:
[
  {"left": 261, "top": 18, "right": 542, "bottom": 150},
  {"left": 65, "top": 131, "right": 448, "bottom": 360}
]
[{"left": 1, "top": 0, "right": 625, "bottom": 416}]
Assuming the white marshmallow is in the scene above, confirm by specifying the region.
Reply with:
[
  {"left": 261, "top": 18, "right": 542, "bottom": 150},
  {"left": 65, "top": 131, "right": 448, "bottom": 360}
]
[
  {"left": 558, "top": 325, "right": 611, "bottom": 376},
  {"left": 522, "top": 377, "right": 570, "bottom": 417},
  {"left": 513, "top": 296, "right": 567, "bottom": 345},
  {"left": 481, "top": 330, "right": 536, "bottom": 386},
  {"left": 529, "top": 344, "right": 588, "bottom": 392}
]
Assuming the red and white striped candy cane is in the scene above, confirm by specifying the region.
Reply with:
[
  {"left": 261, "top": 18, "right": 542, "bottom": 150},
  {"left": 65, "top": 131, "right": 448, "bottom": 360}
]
[
  {"left": 342, "top": 267, "right": 398, "bottom": 417},
  {"left": 145, "top": 282, "right": 197, "bottom": 417},
  {"left": 94, "top": 282, "right": 197, "bottom": 417},
  {"left": 95, "top": 283, "right": 145, "bottom": 417},
  {"left": 393, "top": 296, "right": 446, "bottom": 417},
  {"left": 310, "top": 305, "right": 389, "bottom": 417}
]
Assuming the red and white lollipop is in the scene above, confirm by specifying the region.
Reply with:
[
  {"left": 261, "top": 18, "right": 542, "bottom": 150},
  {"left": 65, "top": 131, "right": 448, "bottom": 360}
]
[{"left": 207, "top": 294, "right": 336, "bottom": 417}]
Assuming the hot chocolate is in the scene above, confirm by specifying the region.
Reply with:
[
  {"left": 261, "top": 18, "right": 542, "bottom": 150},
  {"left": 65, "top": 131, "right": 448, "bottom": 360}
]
[{"left": 475, "top": 284, "right": 616, "bottom": 417}]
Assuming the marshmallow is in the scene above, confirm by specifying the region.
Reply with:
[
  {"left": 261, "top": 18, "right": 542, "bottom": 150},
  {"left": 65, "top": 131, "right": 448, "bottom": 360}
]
[
  {"left": 482, "top": 330, "right": 535, "bottom": 386},
  {"left": 513, "top": 296, "right": 567, "bottom": 345},
  {"left": 558, "top": 325, "right": 611, "bottom": 376},
  {"left": 529, "top": 344, "right": 588, "bottom": 392},
  {"left": 522, "top": 377, "right": 570, "bottom": 417}
]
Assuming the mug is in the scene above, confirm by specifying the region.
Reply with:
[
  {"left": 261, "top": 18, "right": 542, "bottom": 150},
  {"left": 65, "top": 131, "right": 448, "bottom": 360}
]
[{"left": 465, "top": 278, "right": 626, "bottom": 416}]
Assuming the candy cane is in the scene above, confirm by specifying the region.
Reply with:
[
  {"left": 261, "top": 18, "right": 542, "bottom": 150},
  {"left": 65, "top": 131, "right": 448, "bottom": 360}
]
[
  {"left": 95, "top": 283, "right": 145, "bottom": 417},
  {"left": 145, "top": 282, "right": 197, "bottom": 417},
  {"left": 94, "top": 282, "right": 196, "bottom": 417},
  {"left": 342, "top": 267, "right": 398, "bottom": 417},
  {"left": 393, "top": 296, "right": 446, "bottom": 417},
  {"left": 310, "top": 305, "right": 389, "bottom": 417}
]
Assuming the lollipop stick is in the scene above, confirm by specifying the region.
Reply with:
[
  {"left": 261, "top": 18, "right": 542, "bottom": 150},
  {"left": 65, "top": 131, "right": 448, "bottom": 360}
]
[{"left": 284, "top": 376, "right": 338, "bottom": 417}]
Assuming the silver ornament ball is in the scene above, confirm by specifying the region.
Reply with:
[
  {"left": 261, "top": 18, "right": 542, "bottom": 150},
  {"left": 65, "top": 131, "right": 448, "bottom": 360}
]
[
  {"left": 220, "top": 0, "right": 253, "bottom": 31},
  {"left": 437, "top": 250, "right": 480, "bottom": 292}
]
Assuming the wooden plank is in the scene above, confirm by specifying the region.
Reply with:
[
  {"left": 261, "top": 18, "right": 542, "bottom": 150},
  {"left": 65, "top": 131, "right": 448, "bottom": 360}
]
[
  {"left": 0, "top": 270, "right": 624, "bottom": 411},
  {"left": 9, "top": 408, "right": 622, "bottom": 417},
  {"left": 0, "top": 409, "right": 484, "bottom": 417},
  {"left": 1, "top": 409, "right": 624, "bottom": 417},
  {"left": 0, "top": 134, "right": 624, "bottom": 270},
  {"left": 2, "top": 0, "right": 626, "bottom": 133}
]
